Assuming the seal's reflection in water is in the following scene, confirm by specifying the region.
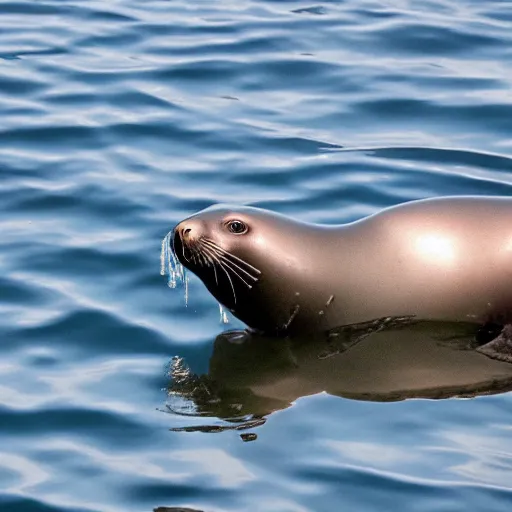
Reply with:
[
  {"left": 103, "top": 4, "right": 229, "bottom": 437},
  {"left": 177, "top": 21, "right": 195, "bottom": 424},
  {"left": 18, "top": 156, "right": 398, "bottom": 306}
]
[{"left": 166, "top": 320, "right": 512, "bottom": 436}]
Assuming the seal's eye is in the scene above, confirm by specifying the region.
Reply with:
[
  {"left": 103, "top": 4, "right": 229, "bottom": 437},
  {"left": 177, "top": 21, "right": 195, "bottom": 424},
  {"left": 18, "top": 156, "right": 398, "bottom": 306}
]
[{"left": 227, "top": 219, "right": 248, "bottom": 235}]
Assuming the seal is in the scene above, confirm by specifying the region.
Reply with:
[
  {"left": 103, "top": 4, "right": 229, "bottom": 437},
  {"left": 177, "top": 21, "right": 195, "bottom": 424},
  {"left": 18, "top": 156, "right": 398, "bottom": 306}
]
[{"left": 172, "top": 196, "right": 512, "bottom": 336}]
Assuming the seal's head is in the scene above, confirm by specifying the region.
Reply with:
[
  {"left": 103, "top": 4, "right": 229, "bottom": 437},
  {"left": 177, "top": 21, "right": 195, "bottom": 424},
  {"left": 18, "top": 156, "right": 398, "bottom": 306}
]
[{"left": 172, "top": 204, "right": 325, "bottom": 334}]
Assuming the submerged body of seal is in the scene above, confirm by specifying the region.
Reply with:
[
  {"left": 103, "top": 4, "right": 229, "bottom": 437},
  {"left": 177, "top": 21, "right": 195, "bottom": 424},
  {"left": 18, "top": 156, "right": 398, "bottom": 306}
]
[{"left": 171, "top": 196, "right": 512, "bottom": 336}]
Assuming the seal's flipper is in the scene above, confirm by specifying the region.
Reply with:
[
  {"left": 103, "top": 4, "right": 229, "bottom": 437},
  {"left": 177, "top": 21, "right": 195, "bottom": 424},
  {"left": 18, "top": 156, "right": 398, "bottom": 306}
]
[{"left": 476, "top": 324, "right": 512, "bottom": 364}]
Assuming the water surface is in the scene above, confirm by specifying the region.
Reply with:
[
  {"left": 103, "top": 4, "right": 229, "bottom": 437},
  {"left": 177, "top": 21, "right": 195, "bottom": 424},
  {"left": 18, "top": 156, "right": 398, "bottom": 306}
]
[{"left": 1, "top": 0, "right": 512, "bottom": 511}]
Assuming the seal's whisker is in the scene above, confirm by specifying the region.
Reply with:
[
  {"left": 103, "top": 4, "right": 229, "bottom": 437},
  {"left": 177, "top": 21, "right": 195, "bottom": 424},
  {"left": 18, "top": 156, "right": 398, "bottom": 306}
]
[
  {"left": 203, "top": 243, "right": 258, "bottom": 283},
  {"left": 218, "top": 261, "right": 237, "bottom": 304},
  {"left": 211, "top": 258, "right": 219, "bottom": 286},
  {"left": 218, "top": 256, "right": 253, "bottom": 289},
  {"left": 197, "top": 248, "right": 210, "bottom": 268},
  {"left": 202, "top": 238, "right": 261, "bottom": 274},
  {"left": 187, "top": 242, "right": 208, "bottom": 268},
  {"left": 200, "top": 248, "right": 214, "bottom": 268},
  {"left": 202, "top": 242, "right": 252, "bottom": 290},
  {"left": 202, "top": 239, "right": 261, "bottom": 277},
  {"left": 180, "top": 235, "right": 191, "bottom": 265},
  {"left": 202, "top": 241, "right": 254, "bottom": 289},
  {"left": 207, "top": 245, "right": 261, "bottom": 278},
  {"left": 199, "top": 245, "right": 220, "bottom": 286}
]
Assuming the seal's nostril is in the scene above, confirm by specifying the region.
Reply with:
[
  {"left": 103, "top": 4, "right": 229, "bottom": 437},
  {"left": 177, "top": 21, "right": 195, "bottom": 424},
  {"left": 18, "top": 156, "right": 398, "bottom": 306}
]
[
  {"left": 181, "top": 227, "right": 192, "bottom": 239},
  {"left": 175, "top": 221, "right": 197, "bottom": 242}
]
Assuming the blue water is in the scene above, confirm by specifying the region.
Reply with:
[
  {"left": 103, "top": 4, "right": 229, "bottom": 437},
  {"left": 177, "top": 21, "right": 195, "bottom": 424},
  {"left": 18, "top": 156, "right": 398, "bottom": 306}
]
[{"left": 2, "top": 0, "right": 512, "bottom": 511}]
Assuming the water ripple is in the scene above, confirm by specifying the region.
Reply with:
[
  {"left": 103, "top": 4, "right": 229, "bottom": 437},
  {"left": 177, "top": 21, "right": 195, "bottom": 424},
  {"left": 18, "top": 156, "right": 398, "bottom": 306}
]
[{"left": 1, "top": 0, "right": 512, "bottom": 510}]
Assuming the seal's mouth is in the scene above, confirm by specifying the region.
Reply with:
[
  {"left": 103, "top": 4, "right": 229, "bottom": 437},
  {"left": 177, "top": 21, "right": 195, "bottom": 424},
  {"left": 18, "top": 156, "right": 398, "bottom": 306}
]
[
  {"left": 172, "top": 227, "right": 189, "bottom": 267},
  {"left": 172, "top": 227, "right": 206, "bottom": 271},
  {"left": 170, "top": 228, "right": 262, "bottom": 307}
]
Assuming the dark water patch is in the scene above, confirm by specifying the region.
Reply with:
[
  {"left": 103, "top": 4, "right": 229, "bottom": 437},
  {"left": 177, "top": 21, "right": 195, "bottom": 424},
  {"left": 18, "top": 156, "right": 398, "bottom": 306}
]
[
  {"left": 0, "top": 495, "right": 93, "bottom": 512},
  {"left": 292, "top": 5, "right": 328, "bottom": 16},
  {"left": 0, "top": 125, "right": 102, "bottom": 150},
  {"left": 246, "top": 57, "right": 344, "bottom": 90},
  {"left": 102, "top": 89, "right": 181, "bottom": 110},
  {"left": 84, "top": 8, "right": 137, "bottom": 23},
  {"left": 25, "top": 246, "right": 146, "bottom": 278},
  {"left": 376, "top": 22, "right": 503, "bottom": 56},
  {"left": 126, "top": 481, "right": 234, "bottom": 503},
  {"left": 0, "top": 407, "right": 149, "bottom": 442},
  {"left": 353, "top": 99, "right": 512, "bottom": 136},
  {"left": 4, "top": 186, "right": 150, "bottom": 224},
  {"left": 39, "top": 91, "right": 101, "bottom": 107},
  {"left": 483, "top": 5, "right": 512, "bottom": 24},
  {"left": 152, "top": 59, "right": 246, "bottom": 85},
  {"left": 154, "top": 507, "right": 205, "bottom": 512},
  {"left": 0, "top": 75, "right": 48, "bottom": 95},
  {"left": 0, "top": 47, "right": 68, "bottom": 60},
  {"left": 104, "top": 120, "right": 232, "bottom": 149},
  {"left": 0, "top": 277, "right": 55, "bottom": 306},
  {"left": 364, "top": 147, "right": 512, "bottom": 173},
  {"left": 295, "top": 462, "right": 512, "bottom": 511},
  {"left": 249, "top": 135, "right": 343, "bottom": 155},
  {"left": 0, "top": 2, "right": 68, "bottom": 16},
  {"left": 10, "top": 309, "right": 172, "bottom": 355},
  {"left": 22, "top": 349, "right": 60, "bottom": 369},
  {"left": 229, "top": 167, "right": 304, "bottom": 188}
]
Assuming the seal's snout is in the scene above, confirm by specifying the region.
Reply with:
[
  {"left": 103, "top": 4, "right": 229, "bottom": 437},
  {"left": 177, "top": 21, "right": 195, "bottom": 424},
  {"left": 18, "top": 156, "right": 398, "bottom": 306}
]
[
  {"left": 175, "top": 225, "right": 191, "bottom": 241},
  {"left": 174, "top": 219, "right": 201, "bottom": 243},
  {"left": 171, "top": 225, "right": 181, "bottom": 250},
  {"left": 172, "top": 219, "right": 205, "bottom": 267}
]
